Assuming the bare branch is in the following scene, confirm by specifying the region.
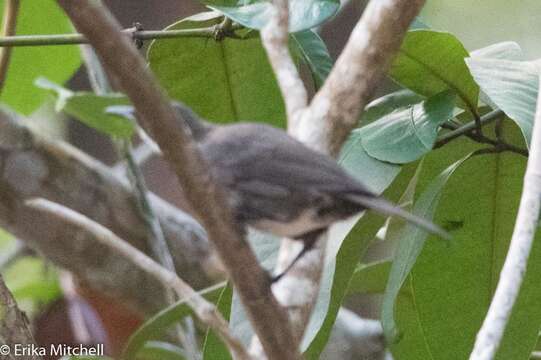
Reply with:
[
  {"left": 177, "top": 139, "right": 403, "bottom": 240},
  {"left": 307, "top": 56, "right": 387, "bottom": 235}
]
[
  {"left": 0, "top": 275, "right": 41, "bottom": 359},
  {"left": 27, "top": 198, "right": 251, "bottom": 360},
  {"left": 0, "top": 0, "right": 19, "bottom": 95},
  {"left": 0, "top": 109, "right": 215, "bottom": 314},
  {"left": 261, "top": 0, "right": 307, "bottom": 129},
  {"left": 271, "top": 0, "right": 426, "bottom": 345},
  {"left": 56, "top": 1, "right": 299, "bottom": 358},
  {"left": 470, "top": 73, "right": 541, "bottom": 359}
]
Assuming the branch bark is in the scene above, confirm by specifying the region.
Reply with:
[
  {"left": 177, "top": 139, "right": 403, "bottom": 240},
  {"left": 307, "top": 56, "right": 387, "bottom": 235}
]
[
  {"left": 266, "top": 0, "right": 426, "bottom": 347},
  {"left": 27, "top": 198, "right": 251, "bottom": 360},
  {"left": 0, "top": 274, "right": 41, "bottom": 359},
  {"left": 0, "top": 109, "right": 215, "bottom": 314},
  {"left": 469, "top": 72, "right": 541, "bottom": 359},
  {"left": 56, "top": 1, "right": 298, "bottom": 359}
]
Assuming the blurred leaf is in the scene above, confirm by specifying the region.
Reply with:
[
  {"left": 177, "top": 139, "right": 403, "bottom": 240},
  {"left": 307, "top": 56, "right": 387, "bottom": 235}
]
[
  {"left": 381, "top": 154, "right": 471, "bottom": 343},
  {"left": 291, "top": 30, "right": 332, "bottom": 88},
  {"left": 0, "top": 0, "right": 80, "bottom": 114},
  {"left": 391, "top": 121, "right": 541, "bottom": 359},
  {"left": 4, "top": 257, "right": 61, "bottom": 313},
  {"left": 470, "top": 42, "right": 523, "bottom": 61},
  {"left": 303, "top": 163, "right": 419, "bottom": 357},
  {"left": 123, "top": 283, "right": 225, "bottom": 360},
  {"left": 390, "top": 30, "right": 479, "bottom": 115},
  {"left": 203, "top": 284, "right": 233, "bottom": 360},
  {"left": 35, "top": 78, "right": 134, "bottom": 138},
  {"left": 361, "top": 91, "right": 456, "bottom": 164},
  {"left": 347, "top": 260, "right": 392, "bottom": 295},
  {"left": 465, "top": 57, "right": 539, "bottom": 148},
  {"left": 137, "top": 341, "right": 186, "bottom": 360},
  {"left": 148, "top": 12, "right": 286, "bottom": 128},
  {"left": 205, "top": 0, "right": 339, "bottom": 33}
]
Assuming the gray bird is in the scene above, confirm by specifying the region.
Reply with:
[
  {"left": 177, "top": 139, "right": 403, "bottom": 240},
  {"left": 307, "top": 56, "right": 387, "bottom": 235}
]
[{"left": 113, "top": 102, "right": 447, "bottom": 281}]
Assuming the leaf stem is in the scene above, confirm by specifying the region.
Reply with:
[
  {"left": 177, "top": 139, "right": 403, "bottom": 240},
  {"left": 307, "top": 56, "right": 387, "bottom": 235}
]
[{"left": 0, "top": 0, "right": 20, "bottom": 94}]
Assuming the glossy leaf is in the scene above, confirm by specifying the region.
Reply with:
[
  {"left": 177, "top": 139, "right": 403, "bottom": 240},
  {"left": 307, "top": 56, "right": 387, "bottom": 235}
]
[
  {"left": 148, "top": 12, "right": 286, "bottom": 127},
  {"left": 346, "top": 260, "right": 392, "bottom": 295},
  {"left": 205, "top": 0, "right": 339, "bottom": 33},
  {"left": 360, "top": 89, "right": 425, "bottom": 126},
  {"left": 391, "top": 122, "right": 541, "bottom": 359},
  {"left": 465, "top": 57, "right": 539, "bottom": 148},
  {"left": 390, "top": 30, "right": 479, "bottom": 115},
  {"left": 381, "top": 154, "right": 471, "bottom": 343},
  {"left": 0, "top": 0, "right": 80, "bottom": 114},
  {"left": 122, "top": 283, "right": 225, "bottom": 360},
  {"left": 35, "top": 78, "right": 134, "bottom": 138},
  {"left": 361, "top": 91, "right": 456, "bottom": 164},
  {"left": 291, "top": 30, "right": 333, "bottom": 88}
]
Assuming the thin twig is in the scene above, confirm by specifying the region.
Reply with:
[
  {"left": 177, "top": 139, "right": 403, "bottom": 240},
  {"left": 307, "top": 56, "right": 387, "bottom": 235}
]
[
  {"left": 0, "top": 26, "right": 242, "bottom": 47},
  {"left": 434, "top": 109, "right": 528, "bottom": 157},
  {"left": 470, "top": 74, "right": 541, "bottom": 359},
  {"left": 261, "top": 0, "right": 307, "bottom": 129},
  {"left": 56, "top": 1, "right": 299, "bottom": 359},
  {"left": 0, "top": 0, "right": 19, "bottom": 95},
  {"left": 26, "top": 198, "right": 251, "bottom": 360}
]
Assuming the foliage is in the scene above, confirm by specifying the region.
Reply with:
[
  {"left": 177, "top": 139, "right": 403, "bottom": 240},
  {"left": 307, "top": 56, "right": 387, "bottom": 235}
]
[{"left": 1, "top": 1, "right": 540, "bottom": 359}]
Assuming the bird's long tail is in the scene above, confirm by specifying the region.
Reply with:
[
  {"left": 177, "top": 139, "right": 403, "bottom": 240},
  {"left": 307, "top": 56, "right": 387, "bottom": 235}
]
[{"left": 352, "top": 194, "right": 450, "bottom": 239}]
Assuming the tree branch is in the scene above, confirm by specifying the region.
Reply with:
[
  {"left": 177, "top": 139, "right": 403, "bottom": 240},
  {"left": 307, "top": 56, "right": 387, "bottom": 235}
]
[
  {"left": 469, "top": 74, "right": 541, "bottom": 359},
  {"left": 270, "top": 0, "right": 426, "bottom": 346},
  {"left": 0, "top": 0, "right": 19, "bottom": 95},
  {"left": 261, "top": 0, "right": 307, "bottom": 128},
  {"left": 0, "top": 109, "right": 215, "bottom": 314},
  {"left": 0, "top": 274, "right": 41, "bottom": 359},
  {"left": 56, "top": 1, "right": 299, "bottom": 359},
  {"left": 27, "top": 198, "right": 251, "bottom": 360}
]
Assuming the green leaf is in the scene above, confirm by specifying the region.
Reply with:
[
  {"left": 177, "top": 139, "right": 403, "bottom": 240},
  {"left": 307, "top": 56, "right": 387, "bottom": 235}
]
[
  {"left": 122, "top": 283, "right": 225, "bottom": 360},
  {"left": 360, "top": 89, "right": 425, "bottom": 126},
  {"left": 205, "top": 0, "right": 340, "bottom": 33},
  {"left": 391, "top": 121, "right": 541, "bottom": 359},
  {"left": 360, "top": 91, "right": 456, "bottom": 164},
  {"left": 137, "top": 341, "right": 186, "bottom": 360},
  {"left": 390, "top": 30, "right": 479, "bottom": 115},
  {"left": 291, "top": 30, "right": 333, "bottom": 88},
  {"left": 465, "top": 57, "right": 539, "bottom": 148},
  {"left": 346, "top": 260, "right": 392, "bottom": 295},
  {"left": 381, "top": 153, "right": 472, "bottom": 343},
  {"left": 35, "top": 78, "right": 135, "bottom": 138},
  {"left": 0, "top": 0, "right": 81, "bottom": 114},
  {"left": 147, "top": 12, "right": 286, "bottom": 128},
  {"left": 303, "top": 163, "right": 419, "bottom": 358},
  {"left": 203, "top": 284, "right": 233, "bottom": 360}
]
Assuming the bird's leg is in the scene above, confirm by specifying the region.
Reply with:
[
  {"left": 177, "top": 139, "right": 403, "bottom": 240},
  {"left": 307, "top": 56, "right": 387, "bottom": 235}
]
[{"left": 271, "top": 229, "right": 324, "bottom": 283}]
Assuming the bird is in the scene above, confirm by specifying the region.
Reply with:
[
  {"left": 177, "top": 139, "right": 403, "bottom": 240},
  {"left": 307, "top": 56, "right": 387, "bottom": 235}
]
[
  {"left": 172, "top": 102, "right": 451, "bottom": 280},
  {"left": 116, "top": 102, "right": 447, "bottom": 281}
]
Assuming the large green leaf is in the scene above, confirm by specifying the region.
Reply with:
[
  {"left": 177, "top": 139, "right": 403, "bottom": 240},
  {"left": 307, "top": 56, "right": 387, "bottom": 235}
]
[
  {"left": 147, "top": 12, "right": 285, "bottom": 127},
  {"left": 122, "top": 283, "right": 225, "bottom": 360},
  {"left": 0, "top": 0, "right": 80, "bottom": 114},
  {"left": 303, "top": 163, "right": 418, "bottom": 358},
  {"left": 465, "top": 57, "right": 539, "bottom": 148},
  {"left": 361, "top": 91, "right": 456, "bottom": 164},
  {"left": 390, "top": 30, "right": 479, "bottom": 115},
  {"left": 391, "top": 122, "right": 541, "bottom": 360},
  {"left": 291, "top": 30, "right": 332, "bottom": 89},
  {"left": 205, "top": 0, "right": 339, "bottom": 33},
  {"left": 381, "top": 154, "right": 471, "bottom": 343},
  {"left": 35, "top": 78, "right": 134, "bottom": 138},
  {"left": 360, "top": 89, "right": 425, "bottom": 127}
]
